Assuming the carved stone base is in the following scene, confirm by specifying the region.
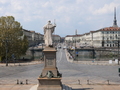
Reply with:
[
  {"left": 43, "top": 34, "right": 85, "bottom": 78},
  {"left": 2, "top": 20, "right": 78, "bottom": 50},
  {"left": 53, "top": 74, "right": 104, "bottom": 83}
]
[
  {"left": 41, "top": 67, "right": 58, "bottom": 77},
  {"left": 37, "top": 78, "right": 62, "bottom": 90},
  {"left": 37, "top": 47, "right": 62, "bottom": 90}
]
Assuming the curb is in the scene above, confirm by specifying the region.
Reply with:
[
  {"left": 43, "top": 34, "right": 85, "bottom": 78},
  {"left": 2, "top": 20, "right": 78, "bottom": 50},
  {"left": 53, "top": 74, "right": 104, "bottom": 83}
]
[
  {"left": 65, "top": 49, "right": 118, "bottom": 66},
  {"left": 0, "top": 61, "right": 43, "bottom": 67}
]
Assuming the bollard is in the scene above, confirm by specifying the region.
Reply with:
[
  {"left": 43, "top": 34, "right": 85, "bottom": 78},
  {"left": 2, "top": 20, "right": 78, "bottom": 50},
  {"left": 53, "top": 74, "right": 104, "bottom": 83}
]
[
  {"left": 107, "top": 80, "right": 110, "bottom": 85},
  {"left": 26, "top": 79, "right": 28, "bottom": 84},
  {"left": 78, "top": 80, "right": 80, "bottom": 85},
  {"left": 87, "top": 80, "right": 89, "bottom": 85},
  {"left": 20, "top": 81, "right": 23, "bottom": 85},
  {"left": 17, "top": 79, "right": 19, "bottom": 84}
]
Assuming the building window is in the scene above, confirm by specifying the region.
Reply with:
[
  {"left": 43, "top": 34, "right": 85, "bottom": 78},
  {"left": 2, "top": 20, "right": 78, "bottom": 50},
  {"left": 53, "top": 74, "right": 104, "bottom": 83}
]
[
  {"left": 110, "top": 36, "right": 112, "bottom": 39},
  {"left": 110, "top": 44, "right": 111, "bottom": 47},
  {"left": 116, "top": 35, "right": 117, "bottom": 38}
]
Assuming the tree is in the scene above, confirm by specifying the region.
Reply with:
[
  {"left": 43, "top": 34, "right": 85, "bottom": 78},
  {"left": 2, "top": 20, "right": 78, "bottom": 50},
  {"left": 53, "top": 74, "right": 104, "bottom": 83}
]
[{"left": 0, "top": 16, "right": 28, "bottom": 62}]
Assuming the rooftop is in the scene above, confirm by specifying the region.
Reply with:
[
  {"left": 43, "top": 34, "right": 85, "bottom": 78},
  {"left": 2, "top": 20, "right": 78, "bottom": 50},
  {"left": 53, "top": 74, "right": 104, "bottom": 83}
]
[{"left": 100, "top": 27, "right": 120, "bottom": 31}]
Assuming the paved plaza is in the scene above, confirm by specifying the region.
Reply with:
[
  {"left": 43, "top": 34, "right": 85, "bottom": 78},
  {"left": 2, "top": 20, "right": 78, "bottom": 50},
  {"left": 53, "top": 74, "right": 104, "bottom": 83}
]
[
  {"left": 0, "top": 47, "right": 120, "bottom": 90},
  {"left": 0, "top": 84, "right": 120, "bottom": 90}
]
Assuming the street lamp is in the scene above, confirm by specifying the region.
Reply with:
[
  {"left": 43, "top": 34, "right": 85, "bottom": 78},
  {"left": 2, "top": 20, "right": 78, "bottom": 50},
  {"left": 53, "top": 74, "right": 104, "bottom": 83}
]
[
  {"left": 118, "top": 39, "right": 119, "bottom": 65},
  {"left": 75, "top": 39, "right": 76, "bottom": 49},
  {"left": 74, "top": 39, "right": 77, "bottom": 61}
]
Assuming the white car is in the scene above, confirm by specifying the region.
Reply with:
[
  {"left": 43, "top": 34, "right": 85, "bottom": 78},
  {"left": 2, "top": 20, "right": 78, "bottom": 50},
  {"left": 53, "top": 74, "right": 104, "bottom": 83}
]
[
  {"left": 39, "top": 44, "right": 42, "bottom": 46},
  {"left": 63, "top": 46, "right": 66, "bottom": 49}
]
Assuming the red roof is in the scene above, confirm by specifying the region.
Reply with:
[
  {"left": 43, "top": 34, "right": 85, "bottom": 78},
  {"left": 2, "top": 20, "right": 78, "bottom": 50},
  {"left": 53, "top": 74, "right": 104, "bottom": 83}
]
[{"left": 100, "top": 27, "right": 120, "bottom": 31}]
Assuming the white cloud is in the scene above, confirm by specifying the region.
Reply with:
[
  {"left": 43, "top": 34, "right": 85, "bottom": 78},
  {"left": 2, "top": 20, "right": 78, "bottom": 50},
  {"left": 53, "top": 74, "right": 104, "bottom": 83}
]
[
  {"left": 42, "top": 1, "right": 51, "bottom": 8},
  {"left": 0, "top": 0, "right": 120, "bottom": 36},
  {"left": 64, "top": 16, "right": 71, "bottom": 23},
  {"left": 76, "top": 0, "right": 83, "bottom": 4},
  {"left": 10, "top": 0, "right": 23, "bottom": 11},
  {"left": 0, "top": 0, "right": 9, "bottom": 4},
  {"left": 86, "top": 17, "right": 92, "bottom": 21},
  {"left": 0, "top": 8, "right": 2, "bottom": 11},
  {"left": 78, "top": 22, "right": 84, "bottom": 25},
  {"left": 93, "top": 2, "right": 120, "bottom": 15}
]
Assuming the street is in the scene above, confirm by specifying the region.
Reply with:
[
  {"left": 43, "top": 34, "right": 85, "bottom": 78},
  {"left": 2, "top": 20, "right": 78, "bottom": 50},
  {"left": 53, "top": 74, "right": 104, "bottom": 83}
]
[{"left": 0, "top": 45, "right": 120, "bottom": 85}]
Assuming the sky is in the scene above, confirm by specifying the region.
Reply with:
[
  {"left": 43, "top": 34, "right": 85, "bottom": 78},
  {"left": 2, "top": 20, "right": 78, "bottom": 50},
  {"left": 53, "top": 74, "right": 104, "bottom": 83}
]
[{"left": 0, "top": 0, "right": 120, "bottom": 37}]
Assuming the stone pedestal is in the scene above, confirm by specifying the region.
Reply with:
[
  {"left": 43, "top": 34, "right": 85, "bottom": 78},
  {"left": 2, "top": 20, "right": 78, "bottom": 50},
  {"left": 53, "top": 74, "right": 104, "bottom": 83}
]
[
  {"left": 37, "top": 47, "right": 62, "bottom": 90},
  {"left": 37, "top": 78, "right": 62, "bottom": 90}
]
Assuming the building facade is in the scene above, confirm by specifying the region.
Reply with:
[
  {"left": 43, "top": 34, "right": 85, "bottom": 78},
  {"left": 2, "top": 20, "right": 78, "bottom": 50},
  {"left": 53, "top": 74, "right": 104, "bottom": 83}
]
[
  {"left": 65, "top": 8, "right": 120, "bottom": 48},
  {"left": 22, "top": 29, "right": 44, "bottom": 46},
  {"left": 52, "top": 34, "right": 61, "bottom": 43}
]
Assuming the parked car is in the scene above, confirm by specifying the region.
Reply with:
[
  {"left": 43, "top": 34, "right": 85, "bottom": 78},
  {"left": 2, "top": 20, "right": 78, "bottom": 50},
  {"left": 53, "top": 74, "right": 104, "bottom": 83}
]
[
  {"left": 58, "top": 46, "right": 61, "bottom": 49},
  {"left": 63, "top": 46, "right": 66, "bottom": 49}
]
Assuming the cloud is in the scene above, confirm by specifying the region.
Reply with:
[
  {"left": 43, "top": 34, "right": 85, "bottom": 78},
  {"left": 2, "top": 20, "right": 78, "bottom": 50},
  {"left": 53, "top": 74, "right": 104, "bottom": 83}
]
[
  {"left": 0, "top": 0, "right": 120, "bottom": 37},
  {"left": 10, "top": 0, "right": 23, "bottom": 11},
  {"left": 93, "top": 2, "right": 120, "bottom": 15},
  {"left": 76, "top": 0, "right": 83, "bottom": 3},
  {"left": 78, "top": 22, "right": 84, "bottom": 25},
  {"left": 42, "top": 1, "right": 51, "bottom": 8},
  {"left": 0, "top": 0, "right": 9, "bottom": 4}
]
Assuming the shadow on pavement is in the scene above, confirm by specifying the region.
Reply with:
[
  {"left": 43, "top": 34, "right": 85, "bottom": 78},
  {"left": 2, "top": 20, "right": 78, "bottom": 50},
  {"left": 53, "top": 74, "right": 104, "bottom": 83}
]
[
  {"left": 72, "top": 88, "right": 93, "bottom": 90},
  {"left": 62, "top": 84, "right": 93, "bottom": 90}
]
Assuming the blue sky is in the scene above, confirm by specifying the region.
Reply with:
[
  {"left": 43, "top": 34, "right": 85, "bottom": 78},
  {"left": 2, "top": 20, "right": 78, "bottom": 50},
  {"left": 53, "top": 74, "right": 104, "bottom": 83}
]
[{"left": 0, "top": 0, "right": 120, "bottom": 37}]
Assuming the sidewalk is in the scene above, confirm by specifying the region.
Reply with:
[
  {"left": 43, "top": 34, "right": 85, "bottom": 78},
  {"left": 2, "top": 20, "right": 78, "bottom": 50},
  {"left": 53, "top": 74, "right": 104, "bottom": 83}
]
[
  {"left": 0, "top": 61, "right": 43, "bottom": 67},
  {"left": 0, "top": 84, "right": 33, "bottom": 90},
  {"left": 73, "top": 61, "right": 118, "bottom": 66},
  {"left": 68, "top": 84, "right": 120, "bottom": 90},
  {"left": 65, "top": 49, "right": 119, "bottom": 66},
  {"left": 0, "top": 84, "right": 120, "bottom": 90}
]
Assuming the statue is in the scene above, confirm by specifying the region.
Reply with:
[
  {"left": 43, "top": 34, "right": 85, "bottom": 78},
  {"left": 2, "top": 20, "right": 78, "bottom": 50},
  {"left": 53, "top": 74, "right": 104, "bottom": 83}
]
[
  {"left": 44, "top": 21, "right": 56, "bottom": 47},
  {"left": 37, "top": 21, "right": 62, "bottom": 90},
  {"left": 46, "top": 71, "right": 54, "bottom": 78}
]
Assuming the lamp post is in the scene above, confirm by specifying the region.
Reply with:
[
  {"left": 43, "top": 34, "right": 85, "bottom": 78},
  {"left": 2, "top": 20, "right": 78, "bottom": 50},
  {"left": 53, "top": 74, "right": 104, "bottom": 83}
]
[
  {"left": 118, "top": 40, "right": 119, "bottom": 65},
  {"left": 74, "top": 39, "right": 77, "bottom": 61},
  {"left": 75, "top": 39, "right": 76, "bottom": 49}
]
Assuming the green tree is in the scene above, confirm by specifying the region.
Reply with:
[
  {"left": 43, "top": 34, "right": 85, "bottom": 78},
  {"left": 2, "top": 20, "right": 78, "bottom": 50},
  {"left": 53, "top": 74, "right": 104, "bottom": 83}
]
[{"left": 0, "top": 16, "right": 28, "bottom": 62}]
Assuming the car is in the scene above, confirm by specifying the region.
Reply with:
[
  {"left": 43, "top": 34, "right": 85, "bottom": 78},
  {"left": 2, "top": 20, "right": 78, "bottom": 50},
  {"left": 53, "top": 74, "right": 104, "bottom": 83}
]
[
  {"left": 63, "top": 46, "right": 66, "bottom": 49},
  {"left": 39, "top": 44, "right": 42, "bottom": 46},
  {"left": 58, "top": 46, "right": 61, "bottom": 49},
  {"left": 80, "top": 46, "right": 84, "bottom": 48}
]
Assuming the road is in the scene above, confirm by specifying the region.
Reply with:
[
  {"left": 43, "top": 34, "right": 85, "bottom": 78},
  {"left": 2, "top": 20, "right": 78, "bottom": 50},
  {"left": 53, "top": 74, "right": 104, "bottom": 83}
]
[{"left": 0, "top": 45, "right": 120, "bottom": 85}]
